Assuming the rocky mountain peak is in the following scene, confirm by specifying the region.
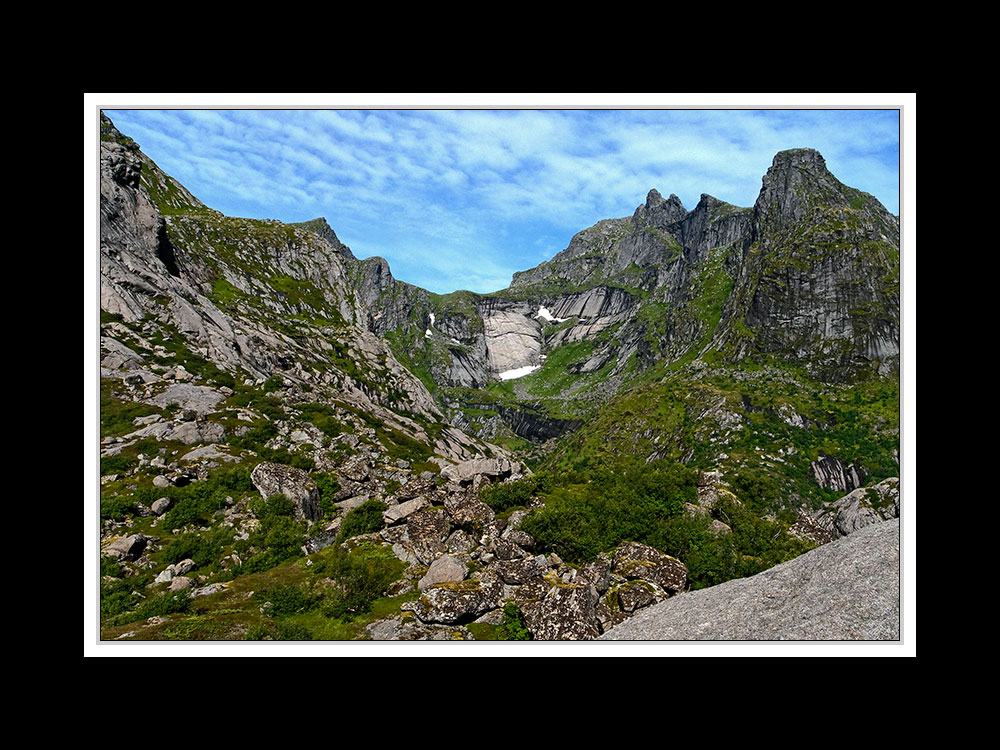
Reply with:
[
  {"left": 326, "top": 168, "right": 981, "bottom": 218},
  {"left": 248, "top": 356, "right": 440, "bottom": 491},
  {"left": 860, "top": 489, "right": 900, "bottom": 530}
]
[
  {"left": 770, "top": 147, "right": 828, "bottom": 170},
  {"left": 290, "top": 217, "right": 356, "bottom": 261},
  {"left": 633, "top": 189, "right": 687, "bottom": 229},
  {"left": 755, "top": 147, "right": 852, "bottom": 225}
]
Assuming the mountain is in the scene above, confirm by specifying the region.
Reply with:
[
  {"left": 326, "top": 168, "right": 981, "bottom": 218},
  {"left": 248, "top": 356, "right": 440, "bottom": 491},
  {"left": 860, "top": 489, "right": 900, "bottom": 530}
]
[{"left": 96, "top": 113, "right": 901, "bottom": 643}]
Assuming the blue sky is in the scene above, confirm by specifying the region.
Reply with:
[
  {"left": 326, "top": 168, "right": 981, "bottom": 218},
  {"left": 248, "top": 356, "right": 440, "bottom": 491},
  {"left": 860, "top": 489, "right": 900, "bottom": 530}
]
[{"left": 100, "top": 97, "right": 902, "bottom": 295}]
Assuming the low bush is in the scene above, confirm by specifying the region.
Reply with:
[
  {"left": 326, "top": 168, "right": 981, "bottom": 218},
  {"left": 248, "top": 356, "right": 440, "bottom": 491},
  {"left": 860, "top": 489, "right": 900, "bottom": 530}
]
[
  {"left": 238, "top": 494, "right": 307, "bottom": 574},
  {"left": 519, "top": 456, "right": 698, "bottom": 562},
  {"left": 338, "top": 500, "right": 388, "bottom": 541},
  {"left": 479, "top": 471, "right": 557, "bottom": 512},
  {"left": 495, "top": 601, "right": 531, "bottom": 640},
  {"left": 159, "top": 526, "right": 234, "bottom": 570},
  {"left": 254, "top": 583, "right": 318, "bottom": 617},
  {"left": 315, "top": 543, "right": 404, "bottom": 619}
]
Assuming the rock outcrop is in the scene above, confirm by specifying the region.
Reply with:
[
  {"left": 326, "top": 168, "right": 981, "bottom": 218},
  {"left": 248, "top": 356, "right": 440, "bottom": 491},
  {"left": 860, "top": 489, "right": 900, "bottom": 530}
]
[
  {"left": 250, "top": 462, "right": 322, "bottom": 522},
  {"left": 811, "top": 477, "right": 900, "bottom": 538}
]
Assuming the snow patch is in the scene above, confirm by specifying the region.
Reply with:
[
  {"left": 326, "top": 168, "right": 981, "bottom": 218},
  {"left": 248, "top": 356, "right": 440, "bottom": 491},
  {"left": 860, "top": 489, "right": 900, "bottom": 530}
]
[
  {"left": 497, "top": 365, "right": 541, "bottom": 381},
  {"left": 425, "top": 329, "right": 432, "bottom": 338},
  {"left": 535, "top": 305, "right": 569, "bottom": 323},
  {"left": 429, "top": 312, "right": 436, "bottom": 326}
]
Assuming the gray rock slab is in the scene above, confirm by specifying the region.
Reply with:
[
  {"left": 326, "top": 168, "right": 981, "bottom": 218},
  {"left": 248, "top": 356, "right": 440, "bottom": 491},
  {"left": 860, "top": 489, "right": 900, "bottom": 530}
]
[
  {"left": 147, "top": 384, "right": 226, "bottom": 415},
  {"left": 599, "top": 518, "right": 900, "bottom": 641}
]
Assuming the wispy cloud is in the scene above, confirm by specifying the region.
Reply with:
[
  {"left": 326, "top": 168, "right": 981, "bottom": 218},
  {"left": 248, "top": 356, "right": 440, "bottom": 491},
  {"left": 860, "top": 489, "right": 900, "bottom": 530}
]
[{"left": 102, "top": 104, "right": 901, "bottom": 293}]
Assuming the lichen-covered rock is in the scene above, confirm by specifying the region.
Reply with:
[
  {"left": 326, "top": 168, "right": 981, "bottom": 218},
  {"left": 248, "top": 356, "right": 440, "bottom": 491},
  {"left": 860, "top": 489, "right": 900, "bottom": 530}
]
[
  {"left": 383, "top": 496, "right": 429, "bottom": 525},
  {"left": 788, "top": 509, "right": 835, "bottom": 545},
  {"left": 578, "top": 558, "right": 612, "bottom": 595},
  {"left": 491, "top": 554, "right": 549, "bottom": 585},
  {"left": 146, "top": 384, "right": 226, "bottom": 415},
  {"left": 403, "top": 508, "right": 451, "bottom": 565},
  {"left": 520, "top": 582, "right": 601, "bottom": 640},
  {"left": 443, "top": 489, "right": 495, "bottom": 530},
  {"left": 338, "top": 455, "right": 371, "bottom": 483},
  {"left": 250, "top": 462, "right": 321, "bottom": 522},
  {"left": 396, "top": 476, "right": 438, "bottom": 500},
  {"left": 613, "top": 541, "right": 687, "bottom": 594},
  {"left": 446, "top": 529, "right": 478, "bottom": 555},
  {"left": 614, "top": 579, "right": 660, "bottom": 613},
  {"left": 402, "top": 576, "right": 504, "bottom": 625},
  {"left": 366, "top": 615, "right": 475, "bottom": 641}
]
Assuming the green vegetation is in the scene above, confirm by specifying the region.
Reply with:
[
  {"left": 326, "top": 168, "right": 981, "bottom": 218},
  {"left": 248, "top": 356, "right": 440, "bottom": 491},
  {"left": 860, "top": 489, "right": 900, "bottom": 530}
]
[
  {"left": 158, "top": 464, "right": 256, "bottom": 530},
  {"left": 100, "top": 379, "right": 165, "bottom": 438},
  {"left": 513, "top": 454, "right": 815, "bottom": 590},
  {"left": 239, "top": 494, "right": 308, "bottom": 574},
  {"left": 519, "top": 456, "right": 698, "bottom": 562},
  {"left": 338, "top": 500, "right": 389, "bottom": 541},
  {"left": 479, "top": 472, "right": 555, "bottom": 512},
  {"left": 495, "top": 602, "right": 532, "bottom": 640}
]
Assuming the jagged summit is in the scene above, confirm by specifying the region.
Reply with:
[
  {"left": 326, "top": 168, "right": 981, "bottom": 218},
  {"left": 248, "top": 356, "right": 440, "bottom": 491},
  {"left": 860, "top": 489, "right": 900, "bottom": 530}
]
[{"left": 633, "top": 189, "right": 689, "bottom": 229}]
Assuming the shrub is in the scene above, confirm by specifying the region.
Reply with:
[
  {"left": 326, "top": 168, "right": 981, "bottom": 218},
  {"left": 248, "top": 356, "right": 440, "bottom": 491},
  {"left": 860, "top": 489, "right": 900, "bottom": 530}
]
[
  {"left": 276, "top": 622, "right": 313, "bottom": 641},
  {"left": 319, "top": 543, "right": 404, "bottom": 619},
  {"left": 495, "top": 601, "right": 531, "bottom": 640},
  {"left": 160, "top": 526, "right": 234, "bottom": 570},
  {"left": 239, "top": 494, "right": 307, "bottom": 574},
  {"left": 519, "top": 456, "right": 698, "bottom": 562},
  {"left": 313, "top": 472, "right": 341, "bottom": 519},
  {"left": 100, "top": 495, "right": 137, "bottom": 521},
  {"left": 729, "top": 468, "right": 781, "bottom": 515},
  {"left": 338, "top": 500, "right": 388, "bottom": 541},
  {"left": 255, "top": 583, "right": 318, "bottom": 617},
  {"left": 480, "top": 471, "right": 556, "bottom": 512}
]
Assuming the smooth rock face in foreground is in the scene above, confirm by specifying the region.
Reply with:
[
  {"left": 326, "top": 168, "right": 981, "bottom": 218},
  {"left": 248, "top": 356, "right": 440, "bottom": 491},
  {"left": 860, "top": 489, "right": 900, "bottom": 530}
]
[{"left": 600, "top": 518, "right": 900, "bottom": 641}]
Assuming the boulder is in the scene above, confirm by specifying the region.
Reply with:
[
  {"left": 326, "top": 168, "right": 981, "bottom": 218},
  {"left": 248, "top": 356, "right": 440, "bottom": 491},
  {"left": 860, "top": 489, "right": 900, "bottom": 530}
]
[
  {"left": 403, "top": 576, "right": 504, "bottom": 625},
  {"left": 250, "top": 462, "right": 321, "bottom": 522},
  {"left": 168, "top": 576, "right": 195, "bottom": 591},
  {"left": 104, "top": 534, "right": 148, "bottom": 561},
  {"left": 418, "top": 555, "right": 468, "bottom": 591},
  {"left": 146, "top": 384, "right": 226, "bottom": 415},
  {"left": 396, "top": 477, "right": 437, "bottom": 500},
  {"left": 443, "top": 489, "right": 495, "bottom": 530},
  {"left": 600, "top": 519, "right": 901, "bottom": 641},
  {"left": 491, "top": 554, "right": 549, "bottom": 585},
  {"left": 403, "top": 508, "right": 451, "bottom": 565},
  {"left": 520, "top": 582, "right": 601, "bottom": 640},
  {"left": 383, "top": 496, "right": 429, "bottom": 525},
  {"left": 440, "top": 457, "right": 517, "bottom": 485},
  {"left": 366, "top": 616, "right": 475, "bottom": 641},
  {"left": 612, "top": 541, "right": 687, "bottom": 594}
]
